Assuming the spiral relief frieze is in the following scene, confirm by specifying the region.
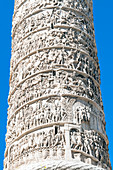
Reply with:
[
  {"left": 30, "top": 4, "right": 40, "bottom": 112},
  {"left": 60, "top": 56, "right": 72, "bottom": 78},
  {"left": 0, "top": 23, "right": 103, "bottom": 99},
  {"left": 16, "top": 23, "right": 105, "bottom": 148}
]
[{"left": 4, "top": 0, "right": 111, "bottom": 170}]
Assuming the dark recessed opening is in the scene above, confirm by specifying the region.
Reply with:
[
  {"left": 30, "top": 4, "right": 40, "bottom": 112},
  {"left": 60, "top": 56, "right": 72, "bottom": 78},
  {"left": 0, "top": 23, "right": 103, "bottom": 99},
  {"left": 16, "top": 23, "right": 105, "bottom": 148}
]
[
  {"left": 53, "top": 70, "right": 56, "bottom": 76},
  {"left": 51, "top": 23, "right": 54, "bottom": 29},
  {"left": 55, "top": 126, "right": 58, "bottom": 135}
]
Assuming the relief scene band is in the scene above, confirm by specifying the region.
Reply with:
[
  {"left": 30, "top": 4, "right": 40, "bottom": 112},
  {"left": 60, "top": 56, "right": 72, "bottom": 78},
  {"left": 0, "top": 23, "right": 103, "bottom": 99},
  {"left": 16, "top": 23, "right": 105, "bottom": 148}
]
[{"left": 4, "top": 0, "right": 111, "bottom": 169}]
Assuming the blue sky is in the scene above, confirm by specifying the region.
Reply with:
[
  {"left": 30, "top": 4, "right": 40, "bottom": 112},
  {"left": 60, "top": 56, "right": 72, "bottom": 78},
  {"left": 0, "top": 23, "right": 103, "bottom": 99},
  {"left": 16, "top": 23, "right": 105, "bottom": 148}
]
[{"left": 0, "top": 0, "right": 113, "bottom": 169}]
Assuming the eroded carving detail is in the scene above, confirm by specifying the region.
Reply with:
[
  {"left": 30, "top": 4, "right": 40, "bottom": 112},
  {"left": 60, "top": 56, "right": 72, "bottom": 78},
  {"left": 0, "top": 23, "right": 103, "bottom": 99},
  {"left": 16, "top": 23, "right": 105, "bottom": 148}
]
[{"left": 4, "top": 0, "right": 111, "bottom": 169}]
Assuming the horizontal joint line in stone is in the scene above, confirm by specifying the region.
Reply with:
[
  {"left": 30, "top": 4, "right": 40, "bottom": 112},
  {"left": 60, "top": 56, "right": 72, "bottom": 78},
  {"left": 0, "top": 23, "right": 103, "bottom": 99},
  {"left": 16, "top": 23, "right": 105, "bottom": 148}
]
[
  {"left": 5, "top": 124, "right": 108, "bottom": 158},
  {"left": 38, "top": 46, "right": 98, "bottom": 66},
  {"left": 9, "top": 67, "right": 100, "bottom": 102},
  {"left": 12, "top": 5, "right": 92, "bottom": 37},
  {"left": 62, "top": 93, "right": 103, "bottom": 113},
  {"left": 8, "top": 94, "right": 59, "bottom": 123},
  {"left": 5, "top": 121, "right": 69, "bottom": 156},
  {"left": 8, "top": 93, "right": 103, "bottom": 126},
  {"left": 11, "top": 46, "right": 98, "bottom": 76},
  {"left": 11, "top": 51, "right": 37, "bottom": 72},
  {"left": 16, "top": 24, "right": 94, "bottom": 44},
  {"left": 15, "top": 0, "right": 27, "bottom": 11},
  {"left": 14, "top": 0, "right": 91, "bottom": 16}
]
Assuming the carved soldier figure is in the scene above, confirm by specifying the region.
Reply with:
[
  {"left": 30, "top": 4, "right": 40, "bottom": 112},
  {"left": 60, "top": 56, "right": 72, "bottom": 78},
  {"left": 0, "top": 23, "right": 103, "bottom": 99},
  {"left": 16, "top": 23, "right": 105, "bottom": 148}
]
[{"left": 4, "top": 0, "right": 111, "bottom": 169}]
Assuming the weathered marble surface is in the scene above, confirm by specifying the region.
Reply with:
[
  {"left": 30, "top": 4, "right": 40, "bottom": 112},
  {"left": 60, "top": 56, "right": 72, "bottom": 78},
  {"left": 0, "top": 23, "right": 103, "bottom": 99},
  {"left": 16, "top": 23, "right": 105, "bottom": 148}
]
[
  {"left": 4, "top": 0, "right": 111, "bottom": 169},
  {"left": 15, "top": 160, "right": 105, "bottom": 170}
]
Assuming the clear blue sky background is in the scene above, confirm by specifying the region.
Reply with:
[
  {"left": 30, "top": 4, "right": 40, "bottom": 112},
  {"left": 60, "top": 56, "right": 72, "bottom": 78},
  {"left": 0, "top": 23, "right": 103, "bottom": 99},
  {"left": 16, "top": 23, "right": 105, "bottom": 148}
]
[{"left": 0, "top": 0, "right": 113, "bottom": 169}]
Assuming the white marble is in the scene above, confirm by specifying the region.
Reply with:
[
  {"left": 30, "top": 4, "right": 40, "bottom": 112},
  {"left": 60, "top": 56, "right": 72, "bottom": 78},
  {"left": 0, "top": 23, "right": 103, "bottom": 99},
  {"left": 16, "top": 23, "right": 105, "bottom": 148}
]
[{"left": 4, "top": 0, "right": 111, "bottom": 169}]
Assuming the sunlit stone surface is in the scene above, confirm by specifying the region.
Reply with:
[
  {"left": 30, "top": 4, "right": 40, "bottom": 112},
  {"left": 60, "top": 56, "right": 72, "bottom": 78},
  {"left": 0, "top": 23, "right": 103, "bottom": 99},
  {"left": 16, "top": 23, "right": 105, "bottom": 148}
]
[{"left": 4, "top": 0, "right": 111, "bottom": 169}]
